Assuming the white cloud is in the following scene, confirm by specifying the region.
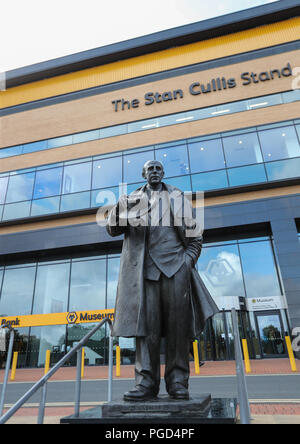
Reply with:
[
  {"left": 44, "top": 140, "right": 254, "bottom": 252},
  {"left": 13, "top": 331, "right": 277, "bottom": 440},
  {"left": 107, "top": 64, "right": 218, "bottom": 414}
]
[{"left": 0, "top": 0, "right": 278, "bottom": 72}]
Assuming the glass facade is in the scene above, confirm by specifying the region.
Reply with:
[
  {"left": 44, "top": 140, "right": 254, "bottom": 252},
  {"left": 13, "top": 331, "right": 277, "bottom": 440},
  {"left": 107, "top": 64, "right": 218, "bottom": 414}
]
[
  {"left": 0, "top": 236, "right": 287, "bottom": 367},
  {"left": 1, "top": 90, "right": 300, "bottom": 160},
  {"left": 1, "top": 119, "right": 300, "bottom": 222}
]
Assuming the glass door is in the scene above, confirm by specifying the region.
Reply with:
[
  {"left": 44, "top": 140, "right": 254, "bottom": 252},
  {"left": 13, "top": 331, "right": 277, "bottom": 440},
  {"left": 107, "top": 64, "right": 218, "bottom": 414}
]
[{"left": 255, "top": 311, "right": 287, "bottom": 358}]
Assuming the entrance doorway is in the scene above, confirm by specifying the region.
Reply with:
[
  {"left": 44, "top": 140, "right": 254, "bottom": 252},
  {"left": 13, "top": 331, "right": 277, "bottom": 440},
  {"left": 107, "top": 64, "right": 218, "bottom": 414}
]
[{"left": 255, "top": 311, "right": 287, "bottom": 358}]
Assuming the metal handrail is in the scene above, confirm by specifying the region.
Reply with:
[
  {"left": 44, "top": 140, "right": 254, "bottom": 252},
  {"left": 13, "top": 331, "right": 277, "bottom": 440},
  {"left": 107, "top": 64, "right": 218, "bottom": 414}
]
[{"left": 0, "top": 317, "right": 114, "bottom": 424}]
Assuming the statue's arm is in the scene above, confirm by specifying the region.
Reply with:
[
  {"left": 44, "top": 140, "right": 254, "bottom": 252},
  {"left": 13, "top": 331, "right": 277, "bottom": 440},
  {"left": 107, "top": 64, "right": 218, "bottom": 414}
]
[
  {"left": 106, "top": 199, "right": 129, "bottom": 237},
  {"left": 185, "top": 236, "right": 202, "bottom": 266}
]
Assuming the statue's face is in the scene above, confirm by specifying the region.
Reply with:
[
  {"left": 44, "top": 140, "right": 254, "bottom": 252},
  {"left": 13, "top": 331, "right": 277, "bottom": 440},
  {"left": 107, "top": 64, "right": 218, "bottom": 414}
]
[{"left": 143, "top": 161, "right": 164, "bottom": 187}]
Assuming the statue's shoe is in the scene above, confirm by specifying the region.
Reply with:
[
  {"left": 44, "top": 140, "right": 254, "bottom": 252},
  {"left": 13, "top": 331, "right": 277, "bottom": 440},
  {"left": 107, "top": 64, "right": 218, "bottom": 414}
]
[
  {"left": 123, "top": 385, "right": 158, "bottom": 402},
  {"left": 168, "top": 383, "right": 189, "bottom": 400}
]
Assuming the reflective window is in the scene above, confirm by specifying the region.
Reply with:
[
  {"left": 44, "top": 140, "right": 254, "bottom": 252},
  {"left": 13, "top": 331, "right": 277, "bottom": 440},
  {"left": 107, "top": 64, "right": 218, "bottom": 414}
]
[
  {"left": 33, "top": 167, "right": 63, "bottom": 199},
  {"left": 124, "top": 150, "right": 154, "bottom": 184},
  {"left": 239, "top": 240, "right": 282, "bottom": 298},
  {"left": 128, "top": 119, "right": 158, "bottom": 132},
  {"left": 155, "top": 144, "right": 189, "bottom": 177},
  {"left": 228, "top": 164, "right": 267, "bottom": 187},
  {"left": 164, "top": 175, "right": 192, "bottom": 192},
  {"left": 62, "top": 162, "right": 92, "bottom": 194},
  {"left": 5, "top": 172, "right": 35, "bottom": 203},
  {"left": 295, "top": 124, "right": 300, "bottom": 142},
  {"left": 31, "top": 196, "right": 60, "bottom": 216},
  {"left": 91, "top": 187, "right": 119, "bottom": 208},
  {"left": 283, "top": 89, "right": 300, "bottom": 103},
  {"left": 100, "top": 125, "right": 127, "bottom": 138},
  {"left": 27, "top": 325, "right": 67, "bottom": 368},
  {"left": 93, "top": 156, "right": 122, "bottom": 189},
  {"left": 69, "top": 259, "right": 106, "bottom": 312},
  {"left": 33, "top": 263, "right": 70, "bottom": 314},
  {"left": 248, "top": 94, "right": 282, "bottom": 110},
  {"left": 258, "top": 126, "right": 300, "bottom": 161},
  {"left": 197, "top": 244, "right": 245, "bottom": 298},
  {"left": 2, "top": 201, "right": 31, "bottom": 220},
  {"left": 0, "top": 145, "right": 23, "bottom": 158},
  {"left": 22, "top": 140, "right": 48, "bottom": 154},
  {"left": 60, "top": 191, "right": 91, "bottom": 212},
  {"left": 265, "top": 158, "right": 300, "bottom": 181},
  {"left": 188, "top": 139, "right": 225, "bottom": 173},
  {"left": 191, "top": 170, "right": 228, "bottom": 191},
  {"left": 0, "top": 266, "right": 36, "bottom": 316},
  {"left": 222, "top": 132, "right": 263, "bottom": 167},
  {"left": 107, "top": 257, "right": 120, "bottom": 309},
  {"left": 73, "top": 130, "right": 100, "bottom": 144},
  {"left": 47, "top": 135, "right": 73, "bottom": 149},
  {"left": 0, "top": 176, "right": 8, "bottom": 204}
]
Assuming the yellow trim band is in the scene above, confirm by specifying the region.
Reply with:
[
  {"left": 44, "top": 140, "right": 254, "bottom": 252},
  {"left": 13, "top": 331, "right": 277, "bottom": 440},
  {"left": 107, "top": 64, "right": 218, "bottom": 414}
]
[{"left": 1, "top": 17, "right": 300, "bottom": 109}]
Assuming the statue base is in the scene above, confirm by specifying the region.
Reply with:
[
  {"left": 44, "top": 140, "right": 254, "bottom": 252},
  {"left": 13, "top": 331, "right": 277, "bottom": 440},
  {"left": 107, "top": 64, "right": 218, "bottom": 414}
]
[{"left": 60, "top": 396, "right": 238, "bottom": 424}]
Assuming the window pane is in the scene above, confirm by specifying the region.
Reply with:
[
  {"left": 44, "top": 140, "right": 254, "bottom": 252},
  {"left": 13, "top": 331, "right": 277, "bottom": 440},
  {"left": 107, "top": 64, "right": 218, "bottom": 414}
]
[
  {"left": 92, "top": 156, "right": 122, "bottom": 189},
  {"left": 22, "top": 140, "right": 48, "bottom": 154},
  {"left": 47, "top": 135, "right": 73, "bottom": 149},
  {"left": 60, "top": 191, "right": 90, "bottom": 212},
  {"left": 107, "top": 257, "right": 120, "bottom": 309},
  {"left": 0, "top": 145, "right": 23, "bottom": 158},
  {"left": 2, "top": 201, "right": 31, "bottom": 220},
  {"left": 265, "top": 158, "right": 300, "bottom": 181},
  {"left": 197, "top": 244, "right": 245, "bottom": 298},
  {"left": 0, "top": 176, "right": 8, "bottom": 204},
  {"left": 33, "top": 263, "right": 70, "bottom": 314},
  {"left": 100, "top": 125, "right": 127, "bottom": 138},
  {"left": 228, "top": 164, "right": 267, "bottom": 187},
  {"left": 248, "top": 94, "right": 282, "bottom": 110},
  {"left": 27, "top": 325, "right": 66, "bottom": 368},
  {"left": 31, "top": 196, "right": 60, "bottom": 216},
  {"left": 128, "top": 119, "right": 158, "bottom": 132},
  {"left": 73, "top": 130, "right": 100, "bottom": 144},
  {"left": 188, "top": 139, "right": 225, "bottom": 173},
  {"left": 6, "top": 172, "right": 35, "bottom": 203},
  {"left": 164, "top": 175, "right": 192, "bottom": 192},
  {"left": 191, "top": 170, "right": 228, "bottom": 191},
  {"left": 62, "top": 162, "right": 92, "bottom": 194},
  {"left": 222, "top": 132, "right": 263, "bottom": 167},
  {"left": 258, "top": 126, "right": 300, "bottom": 161},
  {"left": 91, "top": 187, "right": 119, "bottom": 208},
  {"left": 296, "top": 125, "right": 300, "bottom": 141},
  {"left": 69, "top": 259, "right": 106, "bottom": 311},
  {"left": 155, "top": 144, "right": 189, "bottom": 177},
  {"left": 282, "top": 89, "right": 300, "bottom": 103},
  {"left": 0, "top": 266, "right": 36, "bottom": 316},
  {"left": 33, "top": 167, "right": 62, "bottom": 199},
  {"left": 239, "top": 240, "right": 281, "bottom": 298},
  {"left": 124, "top": 150, "right": 154, "bottom": 184}
]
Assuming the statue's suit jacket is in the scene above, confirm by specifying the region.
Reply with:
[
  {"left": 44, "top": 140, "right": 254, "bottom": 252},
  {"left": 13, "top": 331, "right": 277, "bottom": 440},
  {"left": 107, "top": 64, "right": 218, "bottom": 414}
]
[{"left": 106, "top": 183, "right": 219, "bottom": 338}]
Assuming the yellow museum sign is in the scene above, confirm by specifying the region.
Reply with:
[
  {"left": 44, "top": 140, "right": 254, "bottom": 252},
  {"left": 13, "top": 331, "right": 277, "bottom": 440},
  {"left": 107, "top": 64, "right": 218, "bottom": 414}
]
[{"left": 0, "top": 309, "right": 114, "bottom": 328}]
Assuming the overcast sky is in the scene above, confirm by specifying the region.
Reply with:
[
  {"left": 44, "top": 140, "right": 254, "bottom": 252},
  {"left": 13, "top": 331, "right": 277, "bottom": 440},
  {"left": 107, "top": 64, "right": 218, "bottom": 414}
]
[{"left": 0, "top": 0, "right": 278, "bottom": 72}]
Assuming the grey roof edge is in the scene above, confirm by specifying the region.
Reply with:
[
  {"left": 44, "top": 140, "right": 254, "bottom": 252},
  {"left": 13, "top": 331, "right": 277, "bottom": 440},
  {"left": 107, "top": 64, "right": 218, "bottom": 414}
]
[{"left": 4, "top": 0, "right": 300, "bottom": 88}]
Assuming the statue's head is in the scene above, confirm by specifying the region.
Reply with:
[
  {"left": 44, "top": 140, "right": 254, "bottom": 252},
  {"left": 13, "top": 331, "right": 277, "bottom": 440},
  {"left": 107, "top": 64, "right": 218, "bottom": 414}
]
[{"left": 142, "top": 160, "right": 164, "bottom": 187}]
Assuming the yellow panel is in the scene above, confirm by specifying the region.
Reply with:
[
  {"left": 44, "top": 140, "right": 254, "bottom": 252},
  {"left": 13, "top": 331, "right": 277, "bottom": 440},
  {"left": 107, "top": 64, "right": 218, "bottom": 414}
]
[{"left": 1, "top": 17, "right": 300, "bottom": 109}]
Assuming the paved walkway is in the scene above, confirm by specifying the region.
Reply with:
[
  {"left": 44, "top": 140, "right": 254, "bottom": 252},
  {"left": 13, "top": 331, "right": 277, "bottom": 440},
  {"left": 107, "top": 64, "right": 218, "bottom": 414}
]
[{"left": 1, "top": 358, "right": 300, "bottom": 424}]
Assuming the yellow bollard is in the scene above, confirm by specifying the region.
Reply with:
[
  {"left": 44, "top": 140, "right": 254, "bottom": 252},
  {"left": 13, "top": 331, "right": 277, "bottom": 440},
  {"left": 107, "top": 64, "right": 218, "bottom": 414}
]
[
  {"left": 285, "top": 336, "right": 297, "bottom": 372},
  {"left": 10, "top": 352, "right": 18, "bottom": 381},
  {"left": 81, "top": 348, "right": 85, "bottom": 379},
  {"left": 242, "top": 339, "right": 251, "bottom": 374},
  {"left": 44, "top": 350, "right": 51, "bottom": 375},
  {"left": 116, "top": 346, "right": 121, "bottom": 377},
  {"left": 193, "top": 340, "right": 200, "bottom": 375}
]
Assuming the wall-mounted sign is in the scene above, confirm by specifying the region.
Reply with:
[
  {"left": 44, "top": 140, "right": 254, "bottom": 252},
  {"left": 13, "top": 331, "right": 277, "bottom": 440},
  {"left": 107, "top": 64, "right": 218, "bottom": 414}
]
[
  {"left": 112, "top": 63, "right": 293, "bottom": 112},
  {"left": 0, "top": 309, "right": 115, "bottom": 328},
  {"left": 246, "top": 296, "right": 287, "bottom": 312}
]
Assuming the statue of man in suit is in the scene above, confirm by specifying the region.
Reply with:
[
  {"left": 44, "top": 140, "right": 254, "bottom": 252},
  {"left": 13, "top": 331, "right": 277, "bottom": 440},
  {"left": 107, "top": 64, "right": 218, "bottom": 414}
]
[{"left": 106, "top": 160, "right": 218, "bottom": 401}]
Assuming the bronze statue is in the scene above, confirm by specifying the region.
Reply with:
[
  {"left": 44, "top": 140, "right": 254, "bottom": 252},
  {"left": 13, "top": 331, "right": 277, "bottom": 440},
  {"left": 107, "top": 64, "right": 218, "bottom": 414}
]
[{"left": 106, "top": 160, "right": 218, "bottom": 401}]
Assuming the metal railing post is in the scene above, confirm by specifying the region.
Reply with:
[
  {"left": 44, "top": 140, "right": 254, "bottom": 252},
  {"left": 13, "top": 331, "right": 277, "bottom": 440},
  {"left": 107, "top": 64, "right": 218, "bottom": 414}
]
[
  {"left": 231, "top": 307, "right": 251, "bottom": 425},
  {"left": 37, "top": 384, "right": 47, "bottom": 424},
  {"left": 108, "top": 331, "right": 114, "bottom": 402},
  {"left": 74, "top": 348, "right": 82, "bottom": 418},
  {"left": 0, "top": 327, "right": 15, "bottom": 416}
]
